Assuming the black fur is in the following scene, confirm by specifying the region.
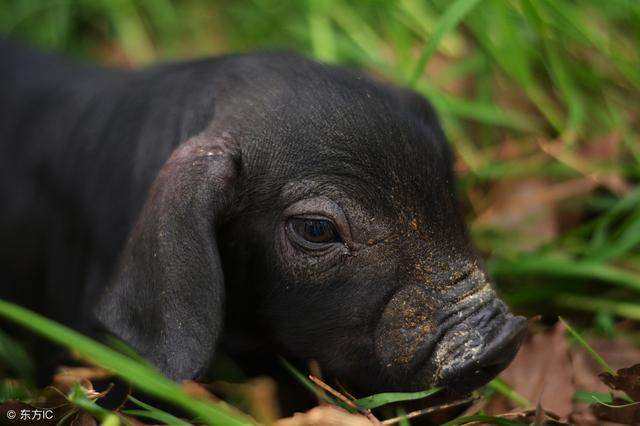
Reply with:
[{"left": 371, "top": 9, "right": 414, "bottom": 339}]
[{"left": 0, "top": 40, "right": 525, "bottom": 394}]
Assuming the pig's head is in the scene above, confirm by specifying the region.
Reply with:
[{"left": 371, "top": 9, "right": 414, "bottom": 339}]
[{"left": 97, "top": 54, "right": 526, "bottom": 395}]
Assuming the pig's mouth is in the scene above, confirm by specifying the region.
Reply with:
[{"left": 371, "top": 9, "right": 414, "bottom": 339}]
[
  {"left": 403, "top": 293, "right": 527, "bottom": 395},
  {"left": 432, "top": 312, "right": 527, "bottom": 395},
  {"left": 372, "top": 273, "right": 527, "bottom": 394}
]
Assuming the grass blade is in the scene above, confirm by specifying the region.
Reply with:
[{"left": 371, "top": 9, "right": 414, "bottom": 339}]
[
  {"left": 0, "top": 329, "right": 35, "bottom": 382},
  {"left": 354, "top": 387, "right": 441, "bottom": 410},
  {"left": 122, "top": 410, "right": 188, "bottom": 425},
  {"left": 307, "top": 0, "right": 337, "bottom": 62},
  {"left": 486, "top": 378, "right": 530, "bottom": 408},
  {"left": 574, "top": 390, "right": 614, "bottom": 404},
  {"left": 279, "top": 358, "right": 338, "bottom": 406},
  {"left": 408, "top": 0, "right": 482, "bottom": 86},
  {"left": 0, "top": 300, "right": 253, "bottom": 426},
  {"left": 100, "top": 415, "right": 121, "bottom": 426},
  {"left": 68, "top": 383, "right": 121, "bottom": 422},
  {"left": 439, "top": 414, "right": 526, "bottom": 425},
  {"left": 559, "top": 316, "right": 615, "bottom": 375},
  {"left": 488, "top": 256, "right": 640, "bottom": 293},
  {"left": 125, "top": 395, "right": 190, "bottom": 425},
  {"left": 555, "top": 294, "right": 640, "bottom": 321}
]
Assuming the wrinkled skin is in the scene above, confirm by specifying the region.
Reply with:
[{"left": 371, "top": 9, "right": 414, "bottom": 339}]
[{"left": 0, "top": 40, "right": 526, "bottom": 395}]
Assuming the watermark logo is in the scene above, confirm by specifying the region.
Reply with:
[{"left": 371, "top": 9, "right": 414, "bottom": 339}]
[
  {"left": 12, "top": 409, "right": 54, "bottom": 421},
  {"left": 1, "top": 404, "right": 56, "bottom": 424}
]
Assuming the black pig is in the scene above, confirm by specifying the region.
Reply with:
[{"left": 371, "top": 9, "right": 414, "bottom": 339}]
[{"left": 0, "top": 40, "right": 525, "bottom": 395}]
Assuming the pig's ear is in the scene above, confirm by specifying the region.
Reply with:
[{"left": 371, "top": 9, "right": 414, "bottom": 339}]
[
  {"left": 390, "top": 85, "right": 454, "bottom": 172},
  {"left": 96, "top": 133, "right": 240, "bottom": 381},
  {"left": 392, "top": 86, "right": 442, "bottom": 125}
]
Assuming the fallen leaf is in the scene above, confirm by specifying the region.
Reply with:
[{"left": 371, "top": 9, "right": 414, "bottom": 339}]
[
  {"left": 592, "top": 364, "right": 640, "bottom": 424},
  {"left": 187, "top": 380, "right": 268, "bottom": 424},
  {"left": 473, "top": 178, "right": 559, "bottom": 250},
  {"left": 275, "top": 405, "right": 372, "bottom": 426},
  {"left": 181, "top": 380, "right": 221, "bottom": 403},
  {"left": 53, "top": 367, "right": 112, "bottom": 383},
  {"left": 599, "top": 364, "right": 640, "bottom": 401},
  {"left": 491, "top": 323, "right": 575, "bottom": 419},
  {"left": 539, "top": 139, "right": 631, "bottom": 195},
  {"left": 592, "top": 398, "right": 640, "bottom": 426}
]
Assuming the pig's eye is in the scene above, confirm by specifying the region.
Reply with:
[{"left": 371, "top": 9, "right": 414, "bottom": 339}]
[{"left": 287, "top": 217, "right": 341, "bottom": 249}]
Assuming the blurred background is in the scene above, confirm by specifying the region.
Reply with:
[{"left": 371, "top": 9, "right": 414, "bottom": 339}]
[
  {"left": 0, "top": 0, "right": 639, "bottom": 421},
  {"left": 2, "top": 0, "right": 637, "bottom": 334}
]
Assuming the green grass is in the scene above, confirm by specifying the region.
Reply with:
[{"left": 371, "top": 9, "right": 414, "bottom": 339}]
[
  {"left": 0, "top": 300, "right": 252, "bottom": 426},
  {"left": 1, "top": 0, "right": 638, "bottom": 323},
  {"left": 354, "top": 387, "right": 442, "bottom": 410},
  {"left": 559, "top": 316, "right": 615, "bottom": 376},
  {"left": 0, "top": 0, "right": 639, "bottom": 424}
]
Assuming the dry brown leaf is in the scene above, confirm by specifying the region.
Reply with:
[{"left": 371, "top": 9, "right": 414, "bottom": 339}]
[
  {"left": 243, "top": 377, "right": 281, "bottom": 424},
  {"left": 473, "top": 176, "right": 601, "bottom": 250},
  {"left": 569, "top": 404, "right": 630, "bottom": 426},
  {"left": 592, "top": 398, "right": 640, "bottom": 425},
  {"left": 570, "top": 333, "right": 640, "bottom": 417},
  {"left": 487, "top": 322, "right": 640, "bottom": 425},
  {"left": 275, "top": 405, "right": 372, "bottom": 426},
  {"left": 539, "top": 139, "right": 631, "bottom": 195},
  {"left": 571, "top": 338, "right": 640, "bottom": 397},
  {"left": 591, "top": 364, "right": 640, "bottom": 424},
  {"left": 587, "top": 338, "right": 640, "bottom": 372},
  {"left": 579, "top": 133, "right": 622, "bottom": 162},
  {"left": 491, "top": 323, "right": 575, "bottom": 419},
  {"left": 181, "top": 380, "right": 222, "bottom": 403},
  {"left": 54, "top": 366, "right": 113, "bottom": 382},
  {"left": 600, "top": 364, "right": 640, "bottom": 401},
  {"left": 198, "top": 378, "right": 280, "bottom": 424},
  {"left": 473, "top": 178, "right": 558, "bottom": 250}
]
